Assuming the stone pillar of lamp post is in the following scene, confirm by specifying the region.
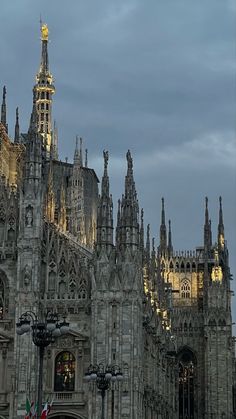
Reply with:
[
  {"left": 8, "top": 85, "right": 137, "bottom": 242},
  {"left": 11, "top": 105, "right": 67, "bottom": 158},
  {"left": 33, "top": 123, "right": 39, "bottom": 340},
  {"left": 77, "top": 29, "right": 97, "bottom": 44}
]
[
  {"left": 84, "top": 363, "right": 123, "bottom": 419},
  {"left": 16, "top": 311, "right": 69, "bottom": 418}
]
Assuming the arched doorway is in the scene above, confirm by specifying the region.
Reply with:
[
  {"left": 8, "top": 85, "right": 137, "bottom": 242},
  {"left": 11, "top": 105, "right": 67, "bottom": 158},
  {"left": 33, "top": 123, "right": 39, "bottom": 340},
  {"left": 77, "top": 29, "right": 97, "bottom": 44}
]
[
  {"left": 50, "top": 416, "right": 83, "bottom": 419},
  {"left": 178, "top": 347, "right": 197, "bottom": 419},
  {"left": 49, "top": 414, "right": 86, "bottom": 419},
  {"left": 50, "top": 417, "right": 75, "bottom": 419}
]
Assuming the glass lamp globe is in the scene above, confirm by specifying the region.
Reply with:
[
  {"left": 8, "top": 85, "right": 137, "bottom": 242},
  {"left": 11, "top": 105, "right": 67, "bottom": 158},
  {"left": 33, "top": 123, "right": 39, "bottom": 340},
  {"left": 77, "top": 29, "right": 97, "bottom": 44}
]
[
  {"left": 52, "top": 325, "right": 61, "bottom": 337},
  {"left": 16, "top": 322, "right": 24, "bottom": 335},
  {"left": 116, "top": 373, "right": 123, "bottom": 381},
  {"left": 46, "top": 320, "right": 56, "bottom": 331},
  {"left": 60, "top": 321, "right": 69, "bottom": 335},
  {"left": 21, "top": 320, "right": 31, "bottom": 333},
  {"left": 105, "top": 372, "right": 112, "bottom": 380}
]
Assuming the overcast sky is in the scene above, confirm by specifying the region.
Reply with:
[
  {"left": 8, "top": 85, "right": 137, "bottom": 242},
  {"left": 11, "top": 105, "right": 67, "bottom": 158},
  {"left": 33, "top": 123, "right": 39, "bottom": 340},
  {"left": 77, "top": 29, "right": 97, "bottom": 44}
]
[{"left": 1, "top": 1, "right": 236, "bottom": 320}]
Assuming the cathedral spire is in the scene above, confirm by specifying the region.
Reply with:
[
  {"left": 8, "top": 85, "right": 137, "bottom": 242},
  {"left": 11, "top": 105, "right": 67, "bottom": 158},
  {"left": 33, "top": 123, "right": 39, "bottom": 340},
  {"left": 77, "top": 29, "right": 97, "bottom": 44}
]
[
  {"left": 159, "top": 197, "right": 167, "bottom": 255},
  {"left": 96, "top": 150, "right": 113, "bottom": 252},
  {"left": 168, "top": 219, "right": 173, "bottom": 255},
  {"left": 140, "top": 208, "right": 144, "bottom": 253},
  {"left": 146, "top": 223, "right": 150, "bottom": 260},
  {"left": 74, "top": 136, "right": 80, "bottom": 164},
  {"left": 1, "top": 86, "right": 8, "bottom": 133},
  {"left": 218, "top": 196, "right": 225, "bottom": 250},
  {"left": 116, "top": 150, "right": 139, "bottom": 250},
  {"left": 14, "top": 107, "right": 20, "bottom": 143},
  {"left": 204, "top": 197, "right": 212, "bottom": 250},
  {"left": 34, "top": 22, "right": 55, "bottom": 159},
  {"left": 80, "top": 137, "right": 83, "bottom": 167},
  {"left": 39, "top": 23, "right": 49, "bottom": 73}
]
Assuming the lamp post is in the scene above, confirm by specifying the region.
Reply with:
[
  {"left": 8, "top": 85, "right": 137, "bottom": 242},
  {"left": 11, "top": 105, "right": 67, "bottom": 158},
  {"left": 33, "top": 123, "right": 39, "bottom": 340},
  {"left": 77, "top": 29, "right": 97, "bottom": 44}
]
[
  {"left": 16, "top": 311, "right": 69, "bottom": 418},
  {"left": 84, "top": 363, "right": 123, "bottom": 419}
]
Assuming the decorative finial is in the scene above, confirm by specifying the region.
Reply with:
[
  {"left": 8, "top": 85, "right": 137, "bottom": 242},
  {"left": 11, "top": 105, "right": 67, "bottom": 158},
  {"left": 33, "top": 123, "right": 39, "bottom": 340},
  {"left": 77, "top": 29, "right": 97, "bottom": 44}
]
[
  {"left": 85, "top": 149, "right": 88, "bottom": 167},
  {"left": 41, "top": 23, "right": 49, "bottom": 41},
  {"left": 14, "top": 107, "right": 20, "bottom": 143},
  {"left": 126, "top": 149, "right": 133, "bottom": 170},
  {"left": 103, "top": 150, "right": 109, "bottom": 170}
]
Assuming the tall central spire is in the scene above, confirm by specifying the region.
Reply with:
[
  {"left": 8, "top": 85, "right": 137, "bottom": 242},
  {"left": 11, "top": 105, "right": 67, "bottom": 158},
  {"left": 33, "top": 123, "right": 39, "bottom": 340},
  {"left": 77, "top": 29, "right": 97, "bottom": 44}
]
[{"left": 32, "top": 22, "right": 55, "bottom": 159}]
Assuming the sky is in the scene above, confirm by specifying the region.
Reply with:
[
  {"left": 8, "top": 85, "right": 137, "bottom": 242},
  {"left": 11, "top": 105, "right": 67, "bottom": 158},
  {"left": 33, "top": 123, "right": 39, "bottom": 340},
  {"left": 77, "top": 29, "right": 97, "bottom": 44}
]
[{"left": 1, "top": 1, "right": 236, "bottom": 320}]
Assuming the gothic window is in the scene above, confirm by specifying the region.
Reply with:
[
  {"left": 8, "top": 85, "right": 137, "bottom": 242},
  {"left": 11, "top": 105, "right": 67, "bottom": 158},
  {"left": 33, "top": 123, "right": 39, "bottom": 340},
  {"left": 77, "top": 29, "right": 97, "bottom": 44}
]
[
  {"left": 180, "top": 262, "right": 185, "bottom": 272},
  {"left": 54, "top": 351, "right": 75, "bottom": 392},
  {"left": 169, "top": 261, "right": 174, "bottom": 272},
  {"left": 192, "top": 263, "right": 196, "bottom": 272},
  {"left": 69, "top": 281, "right": 76, "bottom": 295},
  {"left": 178, "top": 349, "right": 196, "bottom": 419},
  {"left": 7, "top": 228, "right": 15, "bottom": 241},
  {"left": 59, "top": 280, "right": 66, "bottom": 295},
  {"left": 181, "top": 279, "right": 191, "bottom": 299},
  {"left": 186, "top": 263, "right": 191, "bottom": 272},
  {"left": 78, "top": 286, "right": 87, "bottom": 300},
  {"left": 48, "top": 271, "right": 56, "bottom": 291},
  {"left": 0, "top": 278, "right": 4, "bottom": 319},
  {"left": 175, "top": 262, "right": 179, "bottom": 271}
]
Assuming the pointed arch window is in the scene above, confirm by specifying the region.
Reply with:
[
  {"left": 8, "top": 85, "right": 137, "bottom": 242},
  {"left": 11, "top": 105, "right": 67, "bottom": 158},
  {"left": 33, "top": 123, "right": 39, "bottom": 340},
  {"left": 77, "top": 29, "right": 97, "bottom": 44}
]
[
  {"left": 181, "top": 279, "right": 191, "bottom": 299},
  {"left": 54, "top": 351, "right": 75, "bottom": 391},
  {"left": 178, "top": 349, "right": 196, "bottom": 419},
  {"left": 78, "top": 286, "right": 87, "bottom": 300}
]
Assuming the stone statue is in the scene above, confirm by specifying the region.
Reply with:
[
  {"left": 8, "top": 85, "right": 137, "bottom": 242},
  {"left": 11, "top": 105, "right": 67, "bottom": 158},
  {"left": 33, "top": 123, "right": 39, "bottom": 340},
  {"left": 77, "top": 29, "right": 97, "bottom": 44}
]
[
  {"left": 41, "top": 23, "right": 49, "bottom": 41},
  {"left": 25, "top": 205, "right": 33, "bottom": 227},
  {"left": 23, "top": 264, "right": 31, "bottom": 286}
]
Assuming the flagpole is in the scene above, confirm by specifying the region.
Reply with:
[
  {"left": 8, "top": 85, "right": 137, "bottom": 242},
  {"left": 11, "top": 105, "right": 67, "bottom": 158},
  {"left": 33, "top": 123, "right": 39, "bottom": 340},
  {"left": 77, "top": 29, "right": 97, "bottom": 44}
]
[{"left": 37, "top": 346, "right": 44, "bottom": 419}]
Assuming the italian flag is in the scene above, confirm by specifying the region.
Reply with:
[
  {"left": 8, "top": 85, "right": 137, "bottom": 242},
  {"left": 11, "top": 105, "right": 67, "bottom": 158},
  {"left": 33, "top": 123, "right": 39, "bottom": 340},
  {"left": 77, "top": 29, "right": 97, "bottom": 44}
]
[
  {"left": 40, "top": 400, "right": 52, "bottom": 419},
  {"left": 25, "top": 398, "right": 35, "bottom": 419}
]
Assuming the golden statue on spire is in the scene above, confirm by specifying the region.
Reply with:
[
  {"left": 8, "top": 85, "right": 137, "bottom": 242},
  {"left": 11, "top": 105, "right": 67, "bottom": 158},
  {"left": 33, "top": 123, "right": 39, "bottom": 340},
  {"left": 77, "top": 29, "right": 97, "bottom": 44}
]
[{"left": 41, "top": 23, "right": 49, "bottom": 41}]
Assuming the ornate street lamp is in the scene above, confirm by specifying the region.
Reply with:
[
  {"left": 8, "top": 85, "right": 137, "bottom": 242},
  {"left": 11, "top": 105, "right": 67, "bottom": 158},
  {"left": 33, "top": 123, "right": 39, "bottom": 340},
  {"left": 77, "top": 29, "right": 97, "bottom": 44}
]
[
  {"left": 84, "top": 363, "right": 123, "bottom": 419},
  {"left": 16, "top": 311, "right": 69, "bottom": 418}
]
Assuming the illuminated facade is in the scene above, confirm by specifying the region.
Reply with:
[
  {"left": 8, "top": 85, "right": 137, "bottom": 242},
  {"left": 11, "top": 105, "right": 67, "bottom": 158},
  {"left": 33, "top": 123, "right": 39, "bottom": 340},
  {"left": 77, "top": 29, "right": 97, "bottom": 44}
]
[{"left": 0, "top": 24, "right": 235, "bottom": 419}]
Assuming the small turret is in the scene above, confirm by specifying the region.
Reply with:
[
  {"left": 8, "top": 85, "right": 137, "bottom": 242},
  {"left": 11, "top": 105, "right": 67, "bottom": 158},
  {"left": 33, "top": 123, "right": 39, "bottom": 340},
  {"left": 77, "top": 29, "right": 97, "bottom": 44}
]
[
  {"left": 140, "top": 208, "right": 144, "bottom": 254},
  {"left": 168, "top": 219, "right": 173, "bottom": 256},
  {"left": 116, "top": 150, "right": 139, "bottom": 250},
  {"left": 158, "top": 197, "right": 167, "bottom": 255},
  {"left": 1, "top": 86, "right": 8, "bottom": 133},
  {"left": 146, "top": 224, "right": 150, "bottom": 260},
  {"left": 218, "top": 196, "right": 225, "bottom": 251},
  {"left": 96, "top": 150, "right": 113, "bottom": 253},
  {"left": 14, "top": 107, "right": 20, "bottom": 143},
  {"left": 204, "top": 197, "right": 212, "bottom": 250}
]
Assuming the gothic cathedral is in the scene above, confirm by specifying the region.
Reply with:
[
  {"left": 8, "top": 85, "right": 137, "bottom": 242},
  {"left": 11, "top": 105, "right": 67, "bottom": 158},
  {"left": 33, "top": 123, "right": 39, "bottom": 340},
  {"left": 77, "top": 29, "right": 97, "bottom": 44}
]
[{"left": 0, "top": 24, "right": 235, "bottom": 419}]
